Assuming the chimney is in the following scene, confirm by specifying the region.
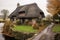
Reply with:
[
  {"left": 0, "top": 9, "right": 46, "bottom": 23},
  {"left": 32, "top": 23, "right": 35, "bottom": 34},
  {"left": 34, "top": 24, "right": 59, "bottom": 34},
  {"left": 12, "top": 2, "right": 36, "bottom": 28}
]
[{"left": 17, "top": 3, "right": 20, "bottom": 7}]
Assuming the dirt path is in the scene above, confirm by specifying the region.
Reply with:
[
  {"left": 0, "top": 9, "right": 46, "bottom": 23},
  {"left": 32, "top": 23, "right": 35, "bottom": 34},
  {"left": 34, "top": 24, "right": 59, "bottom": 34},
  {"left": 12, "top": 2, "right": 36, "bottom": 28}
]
[{"left": 32, "top": 23, "right": 54, "bottom": 40}]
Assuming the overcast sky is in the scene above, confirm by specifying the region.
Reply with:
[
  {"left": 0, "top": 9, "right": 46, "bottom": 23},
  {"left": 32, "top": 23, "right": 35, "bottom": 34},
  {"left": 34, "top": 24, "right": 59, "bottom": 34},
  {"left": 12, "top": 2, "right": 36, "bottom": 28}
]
[{"left": 0, "top": 0, "right": 51, "bottom": 16}]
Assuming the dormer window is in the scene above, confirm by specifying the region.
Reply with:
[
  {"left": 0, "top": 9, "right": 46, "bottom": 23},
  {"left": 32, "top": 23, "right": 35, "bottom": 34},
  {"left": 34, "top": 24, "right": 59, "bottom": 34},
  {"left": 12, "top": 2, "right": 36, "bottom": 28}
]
[
  {"left": 18, "top": 11, "right": 25, "bottom": 16},
  {"left": 19, "top": 11, "right": 25, "bottom": 14}
]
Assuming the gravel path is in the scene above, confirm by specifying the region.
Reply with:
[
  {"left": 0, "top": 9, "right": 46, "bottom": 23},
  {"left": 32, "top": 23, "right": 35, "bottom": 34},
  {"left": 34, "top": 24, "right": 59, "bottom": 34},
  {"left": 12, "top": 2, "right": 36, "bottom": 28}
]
[{"left": 32, "top": 23, "right": 54, "bottom": 40}]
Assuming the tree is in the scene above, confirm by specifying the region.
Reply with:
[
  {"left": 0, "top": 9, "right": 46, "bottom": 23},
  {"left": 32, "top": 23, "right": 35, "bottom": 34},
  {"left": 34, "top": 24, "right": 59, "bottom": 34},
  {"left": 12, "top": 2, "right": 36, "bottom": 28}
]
[
  {"left": 53, "top": 13, "right": 60, "bottom": 23},
  {"left": 47, "top": 0, "right": 60, "bottom": 15},
  {"left": 1, "top": 9, "right": 9, "bottom": 20}
]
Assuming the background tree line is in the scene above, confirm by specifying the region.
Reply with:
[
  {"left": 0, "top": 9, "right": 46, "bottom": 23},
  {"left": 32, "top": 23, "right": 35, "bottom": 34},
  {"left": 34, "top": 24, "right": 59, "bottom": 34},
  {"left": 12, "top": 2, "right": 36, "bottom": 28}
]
[{"left": 1, "top": 9, "right": 9, "bottom": 20}]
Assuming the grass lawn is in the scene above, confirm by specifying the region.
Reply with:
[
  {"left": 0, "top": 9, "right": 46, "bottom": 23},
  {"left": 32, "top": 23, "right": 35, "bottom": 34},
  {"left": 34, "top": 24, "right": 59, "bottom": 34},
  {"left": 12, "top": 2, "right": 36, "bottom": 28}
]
[
  {"left": 52, "top": 24, "right": 60, "bottom": 32},
  {"left": 12, "top": 25, "right": 38, "bottom": 33}
]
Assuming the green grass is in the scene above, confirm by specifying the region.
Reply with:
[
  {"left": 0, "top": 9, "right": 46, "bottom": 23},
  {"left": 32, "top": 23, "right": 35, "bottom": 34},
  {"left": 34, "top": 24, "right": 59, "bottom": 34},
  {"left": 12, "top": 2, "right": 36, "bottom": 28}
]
[
  {"left": 52, "top": 24, "right": 60, "bottom": 32},
  {"left": 13, "top": 25, "right": 38, "bottom": 33}
]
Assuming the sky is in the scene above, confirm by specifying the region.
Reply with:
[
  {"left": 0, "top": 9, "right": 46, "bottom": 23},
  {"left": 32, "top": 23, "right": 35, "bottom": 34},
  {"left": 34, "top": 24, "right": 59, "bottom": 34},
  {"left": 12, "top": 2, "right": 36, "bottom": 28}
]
[{"left": 0, "top": 0, "right": 51, "bottom": 16}]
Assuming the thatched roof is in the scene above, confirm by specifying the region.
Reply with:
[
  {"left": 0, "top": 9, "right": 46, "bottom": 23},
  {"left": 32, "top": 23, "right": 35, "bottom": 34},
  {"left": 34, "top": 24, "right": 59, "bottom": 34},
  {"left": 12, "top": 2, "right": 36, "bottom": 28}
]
[{"left": 9, "top": 3, "right": 45, "bottom": 19}]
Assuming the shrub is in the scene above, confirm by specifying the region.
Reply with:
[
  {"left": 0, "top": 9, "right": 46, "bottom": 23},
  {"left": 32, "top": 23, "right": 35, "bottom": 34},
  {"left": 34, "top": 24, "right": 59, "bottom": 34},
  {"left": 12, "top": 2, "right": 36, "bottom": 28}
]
[
  {"left": 54, "top": 33, "right": 60, "bottom": 40},
  {"left": 16, "top": 20, "right": 21, "bottom": 25},
  {"left": 2, "top": 20, "right": 14, "bottom": 35},
  {"left": 13, "top": 31, "right": 35, "bottom": 40}
]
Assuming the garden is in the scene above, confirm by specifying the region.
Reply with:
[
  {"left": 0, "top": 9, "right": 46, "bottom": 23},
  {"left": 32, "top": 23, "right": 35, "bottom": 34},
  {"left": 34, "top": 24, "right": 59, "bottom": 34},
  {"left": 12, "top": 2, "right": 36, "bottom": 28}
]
[
  {"left": 12, "top": 19, "right": 50, "bottom": 33},
  {"left": 2, "top": 18, "right": 51, "bottom": 40}
]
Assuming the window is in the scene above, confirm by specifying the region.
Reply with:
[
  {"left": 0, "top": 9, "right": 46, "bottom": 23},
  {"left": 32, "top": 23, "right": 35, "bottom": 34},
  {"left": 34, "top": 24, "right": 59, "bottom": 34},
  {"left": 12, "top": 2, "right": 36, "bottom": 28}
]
[
  {"left": 19, "top": 11, "right": 25, "bottom": 14},
  {"left": 40, "top": 12, "right": 45, "bottom": 17},
  {"left": 19, "top": 11, "right": 25, "bottom": 16},
  {"left": 19, "top": 14, "right": 25, "bottom": 16}
]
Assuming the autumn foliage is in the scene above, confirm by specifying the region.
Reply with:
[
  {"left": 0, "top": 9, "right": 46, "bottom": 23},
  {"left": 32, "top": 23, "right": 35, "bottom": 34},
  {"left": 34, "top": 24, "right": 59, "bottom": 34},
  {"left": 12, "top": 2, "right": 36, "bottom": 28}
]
[{"left": 47, "top": 0, "right": 60, "bottom": 15}]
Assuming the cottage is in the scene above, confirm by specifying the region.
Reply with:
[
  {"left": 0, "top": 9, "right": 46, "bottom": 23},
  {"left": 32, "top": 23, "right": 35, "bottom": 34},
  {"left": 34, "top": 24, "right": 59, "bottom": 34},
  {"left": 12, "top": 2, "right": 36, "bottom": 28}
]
[{"left": 9, "top": 3, "right": 45, "bottom": 24}]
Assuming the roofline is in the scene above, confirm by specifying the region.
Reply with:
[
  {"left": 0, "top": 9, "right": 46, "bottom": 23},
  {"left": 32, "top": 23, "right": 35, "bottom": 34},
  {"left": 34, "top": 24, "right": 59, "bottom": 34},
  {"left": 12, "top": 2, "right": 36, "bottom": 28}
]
[{"left": 18, "top": 3, "right": 37, "bottom": 7}]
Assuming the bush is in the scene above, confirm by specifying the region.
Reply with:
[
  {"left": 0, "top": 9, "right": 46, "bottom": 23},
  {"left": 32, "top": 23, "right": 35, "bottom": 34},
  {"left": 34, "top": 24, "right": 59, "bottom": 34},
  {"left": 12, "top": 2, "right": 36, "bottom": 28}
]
[
  {"left": 54, "top": 33, "right": 60, "bottom": 40},
  {"left": 2, "top": 20, "right": 14, "bottom": 35},
  {"left": 16, "top": 20, "right": 21, "bottom": 25},
  {"left": 13, "top": 31, "right": 35, "bottom": 40}
]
